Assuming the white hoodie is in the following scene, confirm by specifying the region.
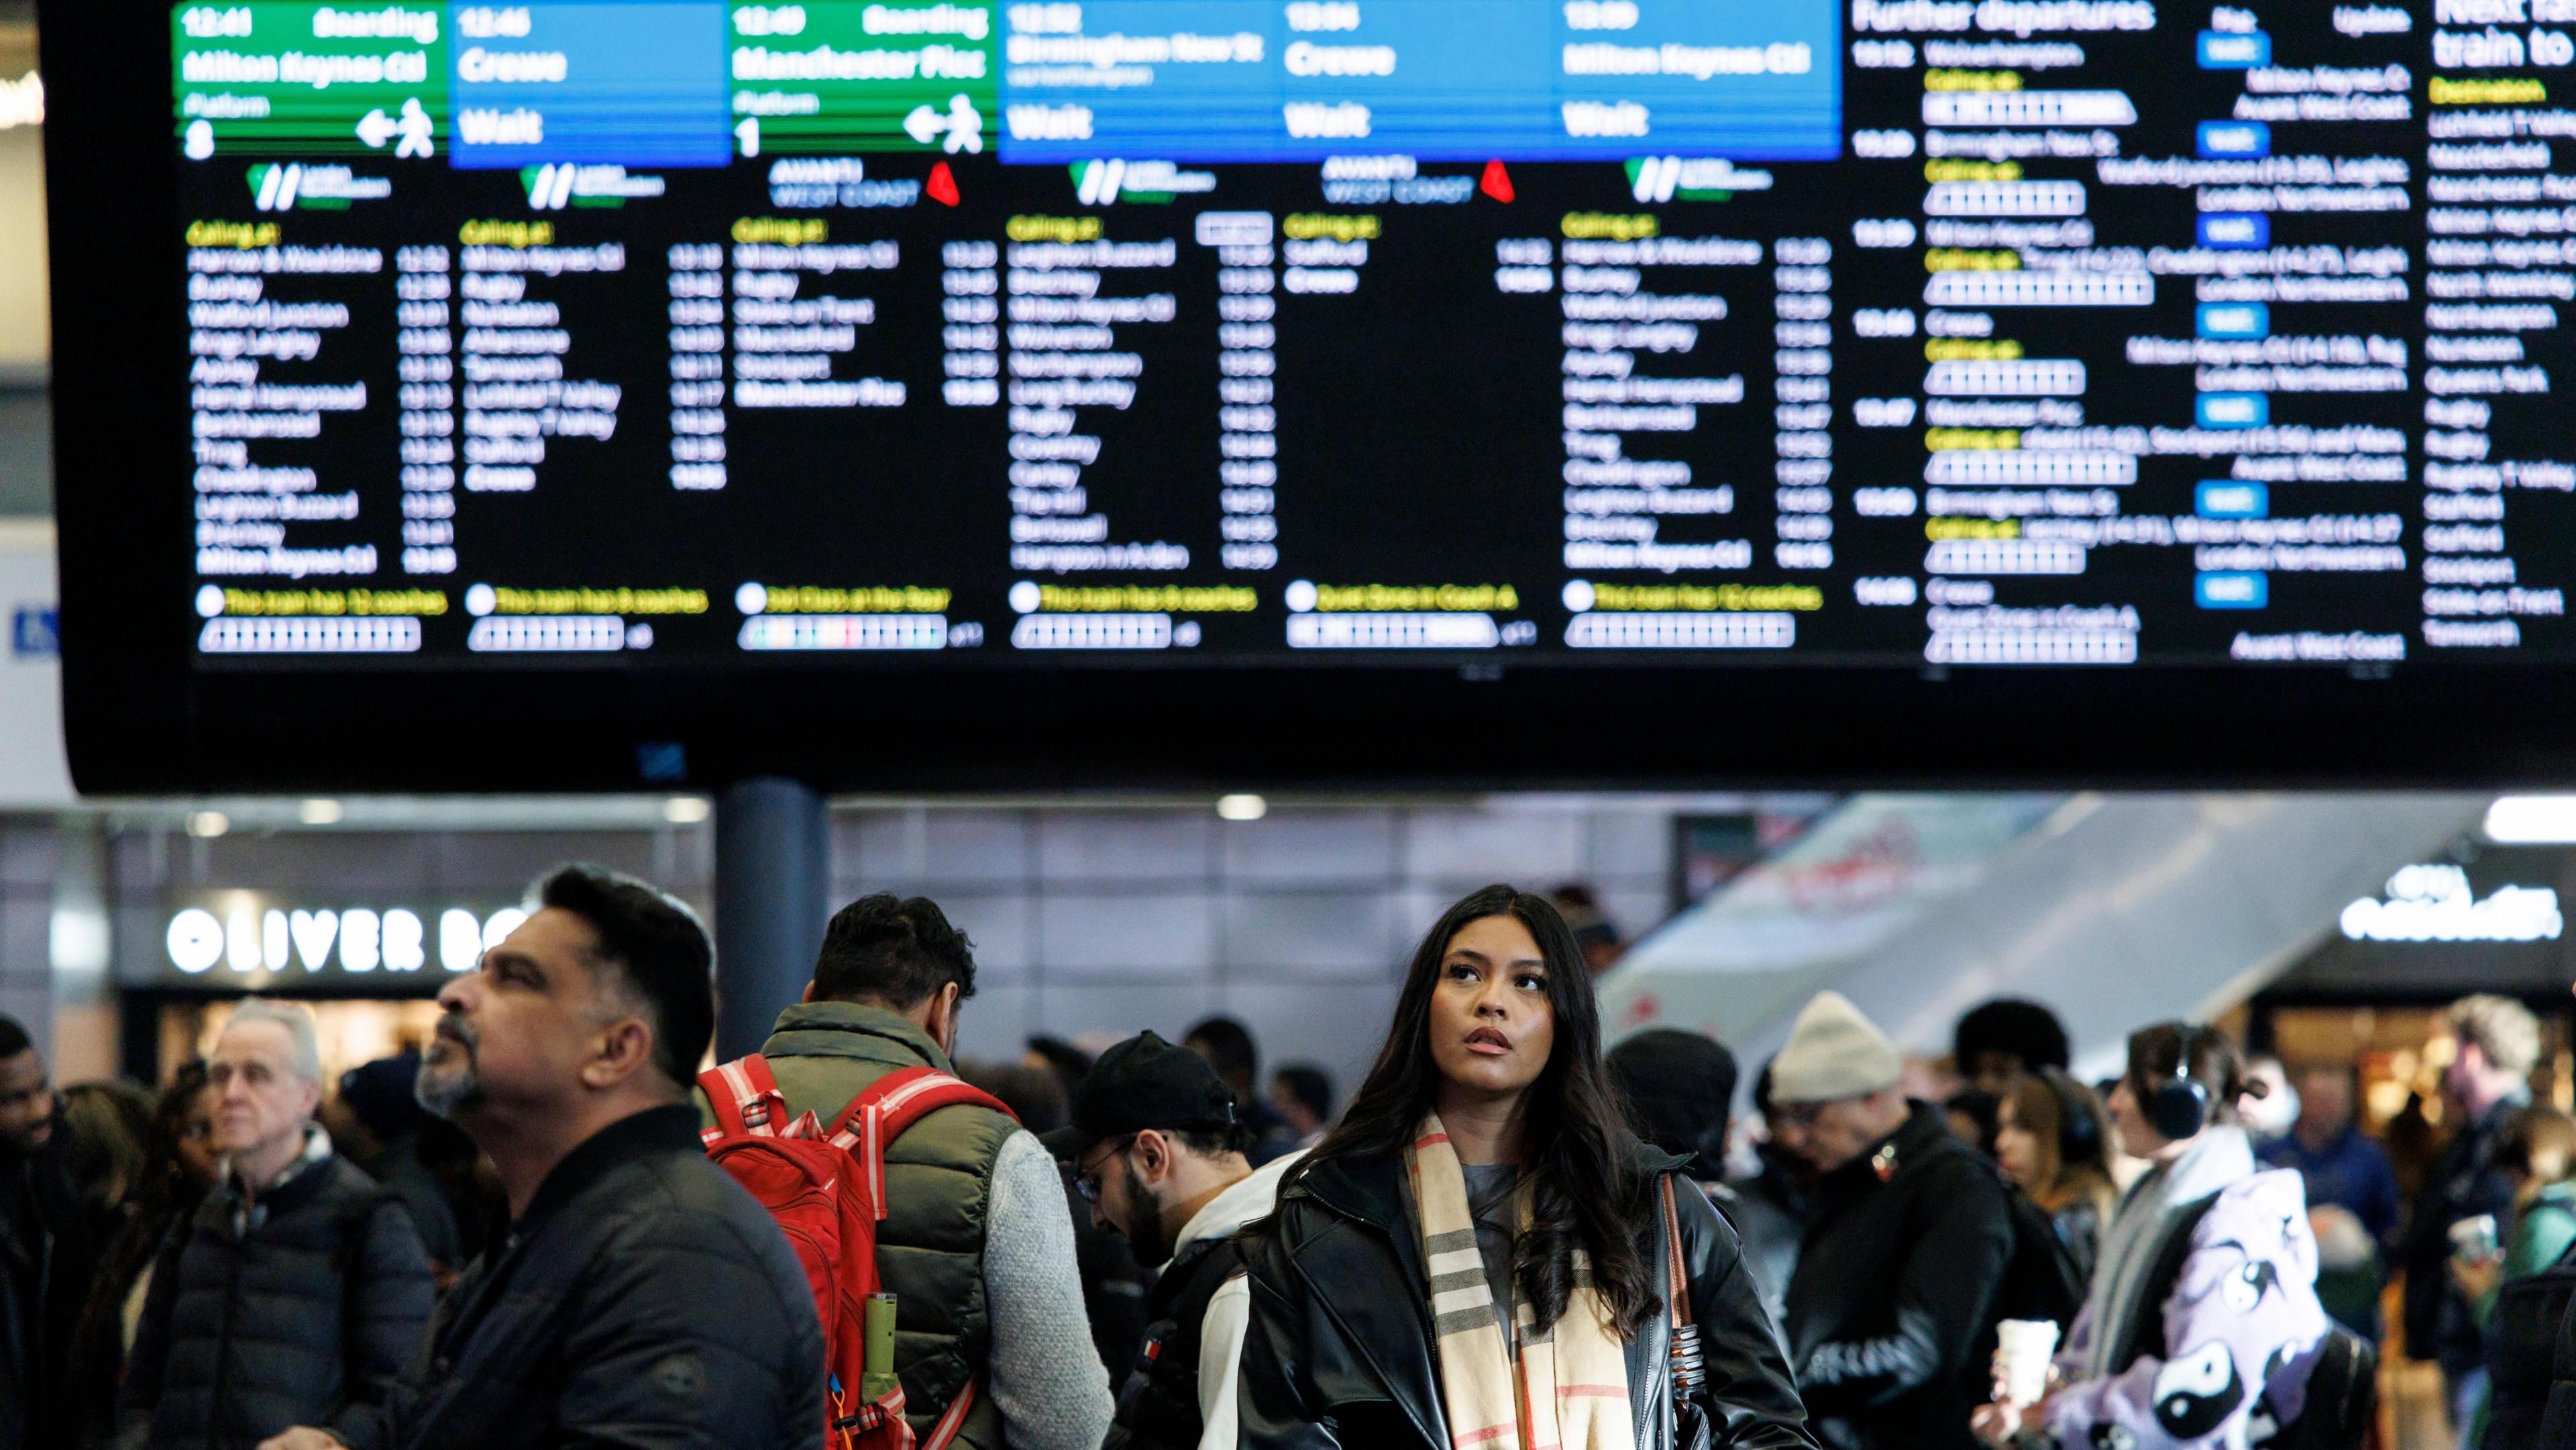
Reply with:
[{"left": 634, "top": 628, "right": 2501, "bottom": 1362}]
[{"left": 1175, "top": 1149, "right": 1305, "bottom": 1450}]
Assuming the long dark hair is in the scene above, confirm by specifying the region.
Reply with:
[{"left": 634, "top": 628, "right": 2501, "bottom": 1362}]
[
  {"left": 1295, "top": 884, "right": 1657, "bottom": 1336},
  {"left": 66, "top": 1061, "right": 216, "bottom": 1442}
]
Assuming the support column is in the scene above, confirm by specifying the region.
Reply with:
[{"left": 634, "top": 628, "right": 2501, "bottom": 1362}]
[
  {"left": 714, "top": 777, "right": 829, "bottom": 1061},
  {"left": 48, "top": 814, "right": 117, "bottom": 1081}
]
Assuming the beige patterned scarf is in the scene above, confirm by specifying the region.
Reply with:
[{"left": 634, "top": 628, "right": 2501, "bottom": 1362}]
[{"left": 1407, "top": 1113, "right": 1635, "bottom": 1450}]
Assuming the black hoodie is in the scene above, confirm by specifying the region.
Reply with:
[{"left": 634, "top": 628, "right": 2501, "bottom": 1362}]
[{"left": 1782, "top": 1102, "right": 2015, "bottom": 1450}]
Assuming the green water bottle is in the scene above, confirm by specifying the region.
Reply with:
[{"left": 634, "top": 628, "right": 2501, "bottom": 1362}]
[{"left": 861, "top": 1292, "right": 901, "bottom": 1403}]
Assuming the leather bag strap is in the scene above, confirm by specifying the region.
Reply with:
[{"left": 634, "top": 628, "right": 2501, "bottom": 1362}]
[
  {"left": 1662, "top": 1175, "right": 1707, "bottom": 1403},
  {"left": 1662, "top": 1175, "right": 1694, "bottom": 1331}
]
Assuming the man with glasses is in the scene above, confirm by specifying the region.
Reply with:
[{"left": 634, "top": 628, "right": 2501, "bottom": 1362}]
[
  {"left": 1049, "top": 1033, "right": 1300, "bottom": 1450},
  {"left": 696, "top": 892, "right": 1111, "bottom": 1450},
  {"left": 1770, "top": 992, "right": 2015, "bottom": 1450}
]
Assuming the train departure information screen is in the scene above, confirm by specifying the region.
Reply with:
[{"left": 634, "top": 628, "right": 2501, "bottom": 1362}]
[{"left": 163, "top": 0, "right": 2569, "bottom": 670}]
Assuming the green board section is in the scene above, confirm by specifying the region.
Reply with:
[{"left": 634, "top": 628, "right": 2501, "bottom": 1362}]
[
  {"left": 728, "top": 0, "right": 996, "bottom": 155},
  {"left": 174, "top": 2, "right": 447, "bottom": 157}
]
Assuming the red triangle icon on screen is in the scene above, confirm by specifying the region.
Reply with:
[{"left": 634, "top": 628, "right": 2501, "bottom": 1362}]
[
  {"left": 927, "top": 162, "right": 960, "bottom": 206},
  {"left": 1479, "top": 160, "right": 1514, "bottom": 203}
]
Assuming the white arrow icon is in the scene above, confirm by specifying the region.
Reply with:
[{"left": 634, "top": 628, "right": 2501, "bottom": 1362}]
[
  {"left": 357, "top": 108, "right": 396, "bottom": 148},
  {"left": 902, "top": 93, "right": 983, "bottom": 154}
]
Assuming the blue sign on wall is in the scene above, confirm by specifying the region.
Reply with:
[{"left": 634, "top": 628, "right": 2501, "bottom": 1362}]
[{"left": 9, "top": 605, "right": 58, "bottom": 660}]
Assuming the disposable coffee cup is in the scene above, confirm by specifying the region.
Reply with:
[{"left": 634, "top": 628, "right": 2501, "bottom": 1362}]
[
  {"left": 1996, "top": 1318, "right": 2060, "bottom": 1404},
  {"left": 2450, "top": 1214, "right": 2501, "bottom": 1263}
]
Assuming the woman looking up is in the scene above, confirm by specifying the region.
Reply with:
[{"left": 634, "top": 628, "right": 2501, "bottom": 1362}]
[{"left": 1238, "top": 884, "right": 1815, "bottom": 1450}]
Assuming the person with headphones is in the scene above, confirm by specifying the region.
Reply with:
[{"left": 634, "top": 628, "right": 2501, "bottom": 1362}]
[
  {"left": 1971, "top": 1023, "right": 2343, "bottom": 1450},
  {"left": 1994, "top": 1070, "right": 2118, "bottom": 1286}
]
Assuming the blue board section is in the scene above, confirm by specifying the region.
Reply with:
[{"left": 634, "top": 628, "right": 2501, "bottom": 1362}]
[
  {"left": 996, "top": 0, "right": 1841, "bottom": 163},
  {"left": 2196, "top": 30, "right": 2269, "bottom": 67},
  {"left": 2197, "top": 120, "right": 2269, "bottom": 158},
  {"left": 2196, "top": 573, "right": 2269, "bottom": 609},
  {"left": 2198, "top": 213, "right": 2268, "bottom": 249},
  {"left": 2198, "top": 303, "right": 2269, "bottom": 339},
  {"left": 449, "top": 1, "right": 730, "bottom": 169},
  {"left": 2197, "top": 393, "right": 2268, "bottom": 429},
  {"left": 2196, "top": 482, "right": 2268, "bottom": 518}
]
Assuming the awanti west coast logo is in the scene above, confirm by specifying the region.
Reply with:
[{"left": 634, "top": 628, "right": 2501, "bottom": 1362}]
[
  {"left": 521, "top": 163, "right": 667, "bottom": 210},
  {"left": 247, "top": 162, "right": 393, "bottom": 211},
  {"left": 1071, "top": 158, "right": 1216, "bottom": 205},
  {"left": 1625, "top": 156, "right": 1774, "bottom": 204}
]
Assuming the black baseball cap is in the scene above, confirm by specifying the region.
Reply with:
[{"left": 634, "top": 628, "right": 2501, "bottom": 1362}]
[{"left": 1040, "top": 1031, "right": 1238, "bottom": 1159}]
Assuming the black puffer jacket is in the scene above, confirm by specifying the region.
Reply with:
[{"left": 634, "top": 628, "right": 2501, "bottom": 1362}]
[
  {"left": 1780, "top": 1104, "right": 2015, "bottom": 1450},
  {"left": 376, "top": 1105, "right": 822, "bottom": 1450},
  {"left": 1238, "top": 1140, "right": 1816, "bottom": 1450},
  {"left": 120, "top": 1145, "right": 434, "bottom": 1450}
]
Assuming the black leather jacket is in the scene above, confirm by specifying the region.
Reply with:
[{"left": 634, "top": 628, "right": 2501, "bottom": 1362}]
[{"left": 1238, "top": 1139, "right": 1817, "bottom": 1450}]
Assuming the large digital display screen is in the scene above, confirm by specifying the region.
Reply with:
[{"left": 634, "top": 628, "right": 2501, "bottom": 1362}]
[{"left": 44, "top": 0, "right": 2576, "bottom": 787}]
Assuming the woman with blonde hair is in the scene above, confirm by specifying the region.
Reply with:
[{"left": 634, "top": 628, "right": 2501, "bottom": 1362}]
[{"left": 1994, "top": 1068, "right": 2117, "bottom": 1286}]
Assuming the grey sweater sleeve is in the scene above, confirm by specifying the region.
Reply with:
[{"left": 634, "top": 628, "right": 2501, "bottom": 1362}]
[{"left": 984, "top": 1129, "right": 1116, "bottom": 1450}]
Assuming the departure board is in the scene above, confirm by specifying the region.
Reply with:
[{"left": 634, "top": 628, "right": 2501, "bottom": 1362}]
[
  {"left": 50, "top": 0, "right": 2576, "bottom": 789},
  {"left": 137, "top": 0, "right": 2564, "bottom": 674}
]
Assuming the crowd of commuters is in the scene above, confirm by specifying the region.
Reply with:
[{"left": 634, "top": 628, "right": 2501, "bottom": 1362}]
[{"left": 0, "top": 866, "right": 2570, "bottom": 1450}]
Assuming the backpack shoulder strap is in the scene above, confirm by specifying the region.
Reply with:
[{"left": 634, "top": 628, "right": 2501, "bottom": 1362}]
[
  {"left": 698, "top": 1053, "right": 791, "bottom": 1145},
  {"left": 2111, "top": 1192, "right": 2222, "bottom": 1374},
  {"left": 925, "top": 1376, "right": 980, "bottom": 1450},
  {"left": 1992, "top": 1161, "right": 2086, "bottom": 1314},
  {"left": 823, "top": 1066, "right": 1018, "bottom": 1221}
]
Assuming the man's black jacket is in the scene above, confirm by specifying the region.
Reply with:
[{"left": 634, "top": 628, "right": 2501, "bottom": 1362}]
[
  {"left": 119, "top": 1149, "right": 433, "bottom": 1450},
  {"left": 2402, "top": 1093, "right": 2525, "bottom": 1378},
  {"left": 1781, "top": 1102, "right": 2014, "bottom": 1450},
  {"left": 1237, "top": 1138, "right": 1816, "bottom": 1450},
  {"left": 376, "top": 1105, "right": 823, "bottom": 1450},
  {"left": 0, "top": 1130, "right": 94, "bottom": 1450}
]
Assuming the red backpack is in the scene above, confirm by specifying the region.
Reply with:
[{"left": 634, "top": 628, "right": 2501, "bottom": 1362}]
[{"left": 700, "top": 1054, "right": 1016, "bottom": 1450}]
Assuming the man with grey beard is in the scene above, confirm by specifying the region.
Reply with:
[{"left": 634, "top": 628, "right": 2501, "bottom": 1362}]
[{"left": 258, "top": 865, "right": 821, "bottom": 1450}]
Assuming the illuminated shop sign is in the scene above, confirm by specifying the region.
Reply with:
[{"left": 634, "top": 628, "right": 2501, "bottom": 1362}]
[
  {"left": 163, "top": 899, "right": 525, "bottom": 976},
  {"left": 0, "top": 72, "right": 39, "bottom": 132},
  {"left": 2338, "top": 864, "right": 2563, "bottom": 945}
]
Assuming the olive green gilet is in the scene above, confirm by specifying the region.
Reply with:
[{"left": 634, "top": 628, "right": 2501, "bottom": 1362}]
[{"left": 696, "top": 1000, "right": 1018, "bottom": 1450}]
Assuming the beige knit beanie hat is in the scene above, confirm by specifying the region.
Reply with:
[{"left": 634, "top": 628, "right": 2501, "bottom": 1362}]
[{"left": 1769, "top": 990, "right": 1903, "bottom": 1104}]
